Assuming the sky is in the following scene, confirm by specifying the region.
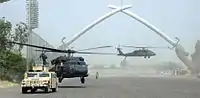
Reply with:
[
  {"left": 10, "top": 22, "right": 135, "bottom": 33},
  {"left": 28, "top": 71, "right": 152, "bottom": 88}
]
[{"left": 0, "top": 0, "right": 200, "bottom": 66}]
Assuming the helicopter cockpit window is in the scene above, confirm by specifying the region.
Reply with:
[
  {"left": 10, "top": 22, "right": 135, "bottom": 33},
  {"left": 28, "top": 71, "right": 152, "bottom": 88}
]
[
  {"left": 133, "top": 50, "right": 137, "bottom": 53},
  {"left": 79, "top": 57, "right": 84, "bottom": 61},
  {"left": 79, "top": 62, "right": 86, "bottom": 65}
]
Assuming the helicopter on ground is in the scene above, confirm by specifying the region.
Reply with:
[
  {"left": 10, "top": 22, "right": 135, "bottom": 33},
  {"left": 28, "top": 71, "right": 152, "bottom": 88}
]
[{"left": 8, "top": 41, "right": 114, "bottom": 84}]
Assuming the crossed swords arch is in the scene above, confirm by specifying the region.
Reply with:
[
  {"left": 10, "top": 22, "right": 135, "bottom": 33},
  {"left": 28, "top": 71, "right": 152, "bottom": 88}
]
[
  {"left": 59, "top": 5, "right": 180, "bottom": 50},
  {"left": 57, "top": 5, "right": 194, "bottom": 71}
]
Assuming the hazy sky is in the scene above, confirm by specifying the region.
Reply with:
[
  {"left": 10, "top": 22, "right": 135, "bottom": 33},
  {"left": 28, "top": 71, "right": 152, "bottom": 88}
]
[{"left": 0, "top": 0, "right": 200, "bottom": 66}]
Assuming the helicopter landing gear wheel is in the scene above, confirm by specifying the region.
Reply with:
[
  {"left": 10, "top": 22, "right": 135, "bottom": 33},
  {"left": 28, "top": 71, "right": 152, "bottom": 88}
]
[
  {"left": 58, "top": 74, "right": 64, "bottom": 83},
  {"left": 96, "top": 72, "right": 99, "bottom": 79},
  {"left": 80, "top": 77, "right": 85, "bottom": 84},
  {"left": 58, "top": 77, "right": 63, "bottom": 83},
  {"left": 144, "top": 56, "right": 147, "bottom": 59},
  {"left": 148, "top": 56, "right": 150, "bottom": 58}
]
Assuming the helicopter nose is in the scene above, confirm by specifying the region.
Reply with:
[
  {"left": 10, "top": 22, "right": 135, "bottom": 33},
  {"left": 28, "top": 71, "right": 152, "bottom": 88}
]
[{"left": 152, "top": 52, "right": 156, "bottom": 56}]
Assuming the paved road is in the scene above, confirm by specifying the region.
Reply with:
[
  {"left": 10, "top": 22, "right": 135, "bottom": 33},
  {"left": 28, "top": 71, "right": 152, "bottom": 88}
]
[{"left": 1, "top": 76, "right": 200, "bottom": 98}]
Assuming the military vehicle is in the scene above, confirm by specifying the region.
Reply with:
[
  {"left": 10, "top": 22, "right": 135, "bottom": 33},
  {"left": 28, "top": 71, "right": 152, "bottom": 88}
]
[{"left": 21, "top": 66, "right": 58, "bottom": 93}]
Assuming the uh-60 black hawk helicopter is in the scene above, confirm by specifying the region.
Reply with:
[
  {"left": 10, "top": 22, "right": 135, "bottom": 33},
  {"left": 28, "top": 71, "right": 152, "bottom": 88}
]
[
  {"left": 115, "top": 45, "right": 169, "bottom": 60},
  {"left": 9, "top": 41, "right": 114, "bottom": 84}
]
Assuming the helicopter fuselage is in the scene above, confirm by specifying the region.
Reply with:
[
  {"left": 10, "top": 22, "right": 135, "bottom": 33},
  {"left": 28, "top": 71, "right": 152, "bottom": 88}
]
[
  {"left": 119, "top": 49, "right": 156, "bottom": 58},
  {"left": 49, "top": 56, "right": 89, "bottom": 83},
  {"left": 56, "top": 62, "right": 88, "bottom": 78}
]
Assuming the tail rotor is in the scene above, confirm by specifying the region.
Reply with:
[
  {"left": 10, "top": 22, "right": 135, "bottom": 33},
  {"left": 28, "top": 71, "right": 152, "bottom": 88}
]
[
  {"left": 115, "top": 44, "right": 121, "bottom": 50},
  {"left": 115, "top": 44, "right": 124, "bottom": 55}
]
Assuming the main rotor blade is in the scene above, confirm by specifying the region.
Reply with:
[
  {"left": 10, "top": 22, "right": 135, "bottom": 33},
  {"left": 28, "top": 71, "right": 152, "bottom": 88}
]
[
  {"left": 76, "top": 51, "right": 116, "bottom": 55},
  {"left": 77, "top": 46, "right": 113, "bottom": 51},
  {"left": 34, "top": 49, "right": 53, "bottom": 52},
  {"left": 9, "top": 42, "right": 117, "bottom": 55},
  {"left": 9, "top": 42, "right": 65, "bottom": 53},
  {"left": 122, "top": 45, "right": 168, "bottom": 48}
]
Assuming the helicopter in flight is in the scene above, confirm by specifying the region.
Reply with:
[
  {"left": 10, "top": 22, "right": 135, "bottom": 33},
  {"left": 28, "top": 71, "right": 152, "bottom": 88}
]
[
  {"left": 8, "top": 41, "right": 113, "bottom": 84},
  {"left": 116, "top": 45, "right": 169, "bottom": 59}
]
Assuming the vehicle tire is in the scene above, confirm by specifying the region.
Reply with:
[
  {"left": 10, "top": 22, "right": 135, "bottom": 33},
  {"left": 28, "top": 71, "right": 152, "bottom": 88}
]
[
  {"left": 80, "top": 77, "right": 85, "bottom": 84},
  {"left": 31, "top": 88, "right": 37, "bottom": 93},
  {"left": 21, "top": 87, "right": 27, "bottom": 94},
  {"left": 44, "top": 87, "right": 48, "bottom": 93},
  {"left": 52, "top": 88, "right": 57, "bottom": 92},
  {"left": 58, "top": 78, "right": 62, "bottom": 83},
  {"left": 96, "top": 72, "right": 99, "bottom": 79}
]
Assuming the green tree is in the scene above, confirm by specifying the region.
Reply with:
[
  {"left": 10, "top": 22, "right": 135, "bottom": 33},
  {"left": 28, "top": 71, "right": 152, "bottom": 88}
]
[
  {"left": 0, "top": 50, "right": 26, "bottom": 81},
  {"left": 0, "top": 17, "right": 28, "bottom": 82},
  {"left": 0, "top": 17, "right": 12, "bottom": 51},
  {"left": 13, "top": 22, "right": 29, "bottom": 52}
]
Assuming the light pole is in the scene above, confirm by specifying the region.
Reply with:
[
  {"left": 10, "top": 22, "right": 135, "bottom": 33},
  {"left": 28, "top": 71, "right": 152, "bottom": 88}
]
[{"left": 26, "top": 0, "right": 39, "bottom": 71}]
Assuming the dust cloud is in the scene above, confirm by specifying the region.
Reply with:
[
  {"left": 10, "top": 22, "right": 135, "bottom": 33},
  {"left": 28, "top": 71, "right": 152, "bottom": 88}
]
[
  {"left": 87, "top": 40, "right": 200, "bottom": 78},
  {"left": 88, "top": 66, "right": 161, "bottom": 78}
]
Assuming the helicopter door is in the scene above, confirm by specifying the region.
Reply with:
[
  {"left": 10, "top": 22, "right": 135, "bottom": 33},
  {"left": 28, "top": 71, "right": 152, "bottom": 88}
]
[{"left": 144, "top": 50, "right": 148, "bottom": 58}]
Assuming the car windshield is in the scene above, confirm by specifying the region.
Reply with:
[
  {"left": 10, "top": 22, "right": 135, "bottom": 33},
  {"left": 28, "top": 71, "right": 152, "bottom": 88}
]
[
  {"left": 39, "top": 73, "right": 50, "bottom": 77},
  {"left": 27, "top": 73, "right": 38, "bottom": 77}
]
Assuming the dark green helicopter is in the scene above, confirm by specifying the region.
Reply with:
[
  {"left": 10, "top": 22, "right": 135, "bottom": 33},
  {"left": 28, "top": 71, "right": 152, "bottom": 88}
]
[
  {"left": 8, "top": 41, "right": 114, "bottom": 84},
  {"left": 116, "top": 45, "right": 169, "bottom": 59}
]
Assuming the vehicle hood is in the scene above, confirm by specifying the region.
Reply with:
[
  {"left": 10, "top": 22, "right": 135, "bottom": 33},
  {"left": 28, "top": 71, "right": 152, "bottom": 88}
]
[{"left": 23, "top": 77, "right": 50, "bottom": 81}]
